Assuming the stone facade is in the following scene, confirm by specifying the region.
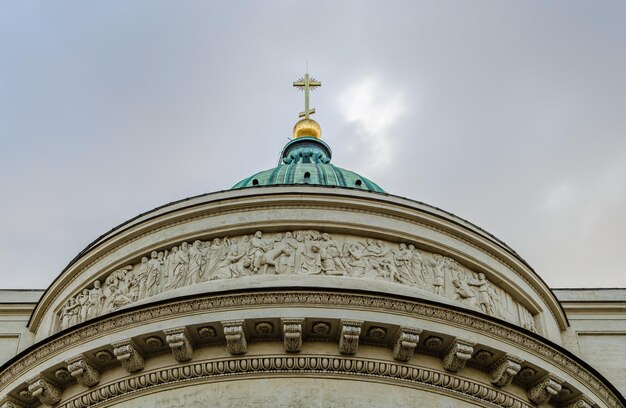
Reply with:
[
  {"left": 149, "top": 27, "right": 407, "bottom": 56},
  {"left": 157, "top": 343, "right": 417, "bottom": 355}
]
[{"left": 0, "top": 187, "right": 623, "bottom": 408}]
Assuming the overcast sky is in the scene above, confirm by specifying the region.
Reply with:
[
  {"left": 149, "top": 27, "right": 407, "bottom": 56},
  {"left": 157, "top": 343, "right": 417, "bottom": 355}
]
[{"left": 1, "top": 1, "right": 625, "bottom": 289}]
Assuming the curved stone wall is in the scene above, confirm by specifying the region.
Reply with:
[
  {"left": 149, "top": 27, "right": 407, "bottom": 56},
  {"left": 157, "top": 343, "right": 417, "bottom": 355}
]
[
  {"left": 56, "top": 230, "right": 537, "bottom": 333},
  {"left": 30, "top": 187, "right": 567, "bottom": 343}
]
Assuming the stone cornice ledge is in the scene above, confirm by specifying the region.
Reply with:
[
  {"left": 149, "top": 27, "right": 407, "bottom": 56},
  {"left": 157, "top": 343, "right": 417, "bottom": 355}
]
[
  {"left": 1, "top": 290, "right": 621, "bottom": 406},
  {"left": 56, "top": 355, "right": 532, "bottom": 408}
]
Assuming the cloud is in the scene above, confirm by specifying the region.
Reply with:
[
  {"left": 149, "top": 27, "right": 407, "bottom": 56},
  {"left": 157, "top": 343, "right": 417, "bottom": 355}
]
[{"left": 336, "top": 77, "right": 406, "bottom": 169}]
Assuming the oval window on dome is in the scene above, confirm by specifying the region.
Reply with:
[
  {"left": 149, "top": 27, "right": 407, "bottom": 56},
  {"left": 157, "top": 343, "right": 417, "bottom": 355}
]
[
  {"left": 355, "top": 179, "right": 363, "bottom": 187},
  {"left": 252, "top": 179, "right": 259, "bottom": 186},
  {"left": 304, "top": 172, "right": 311, "bottom": 183}
]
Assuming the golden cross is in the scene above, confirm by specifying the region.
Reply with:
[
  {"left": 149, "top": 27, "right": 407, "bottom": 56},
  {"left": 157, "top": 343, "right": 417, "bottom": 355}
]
[{"left": 293, "top": 73, "right": 321, "bottom": 119}]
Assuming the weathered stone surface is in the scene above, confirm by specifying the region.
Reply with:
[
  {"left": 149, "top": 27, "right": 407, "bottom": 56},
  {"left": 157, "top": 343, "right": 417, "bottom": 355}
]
[
  {"left": 222, "top": 320, "right": 247, "bottom": 355},
  {"left": 527, "top": 373, "right": 563, "bottom": 405},
  {"left": 26, "top": 376, "right": 61, "bottom": 406},
  {"left": 489, "top": 353, "right": 523, "bottom": 387},
  {"left": 112, "top": 339, "right": 145, "bottom": 373},
  {"left": 66, "top": 354, "right": 100, "bottom": 387},
  {"left": 281, "top": 318, "right": 304, "bottom": 353},
  {"left": 338, "top": 320, "right": 362, "bottom": 355},
  {"left": 442, "top": 338, "right": 475, "bottom": 372},
  {"left": 392, "top": 327, "right": 422, "bottom": 362},
  {"left": 164, "top": 327, "right": 194, "bottom": 362}
]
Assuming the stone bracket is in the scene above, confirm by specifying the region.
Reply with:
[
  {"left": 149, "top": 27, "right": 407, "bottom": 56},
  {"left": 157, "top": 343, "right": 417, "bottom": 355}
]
[
  {"left": 281, "top": 318, "right": 304, "bottom": 353},
  {"left": 563, "top": 394, "right": 596, "bottom": 408},
  {"left": 26, "top": 375, "right": 61, "bottom": 406},
  {"left": 442, "top": 338, "right": 475, "bottom": 372},
  {"left": 527, "top": 373, "right": 563, "bottom": 405},
  {"left": 66, "top": 354, "right": 101, "bottom": 387},
  {"left": 489, "top": 353, "right": 524, "bottom": 387},
  {"left": 112, "top": 339, "right": 145, "bottom": 373},
  {"left": 338, "top": 320, "right": 363, "bottom": 355},
  {"left": 0, "top": 396, "right": 26, "bottom": 408},
  {"left": 392, "top": 326, "right": 422, "bottom": 362},
  {"left": 222, "top": 320, "right": 247, "bottom": 355},
  {"left": 164, "top": 327, "right": 194, "bottom": 362}
]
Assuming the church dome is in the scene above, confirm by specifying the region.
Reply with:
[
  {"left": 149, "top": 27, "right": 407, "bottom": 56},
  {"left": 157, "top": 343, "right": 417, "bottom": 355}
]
[{"left": 232, "top": 136, "right": 386, "bottom": 193}]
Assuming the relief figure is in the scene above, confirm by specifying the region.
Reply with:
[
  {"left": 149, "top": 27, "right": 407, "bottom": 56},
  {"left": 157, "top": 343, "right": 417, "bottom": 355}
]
[{"left": 60, "top": 230, "right": 533, "bottom": 332}]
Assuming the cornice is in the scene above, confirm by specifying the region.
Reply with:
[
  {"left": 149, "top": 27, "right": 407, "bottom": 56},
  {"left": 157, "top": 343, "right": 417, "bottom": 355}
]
[
  {"left": 55, "top": 355, "right": 532, "bottom": 408},
  {"left": 3, "top": 290, "right": 622, "bottom": 406}
]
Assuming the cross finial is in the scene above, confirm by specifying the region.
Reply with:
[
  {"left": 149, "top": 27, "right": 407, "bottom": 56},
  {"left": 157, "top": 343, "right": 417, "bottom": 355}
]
[{"left": 293, "top": 73, "right": 321, "bottom": 120}]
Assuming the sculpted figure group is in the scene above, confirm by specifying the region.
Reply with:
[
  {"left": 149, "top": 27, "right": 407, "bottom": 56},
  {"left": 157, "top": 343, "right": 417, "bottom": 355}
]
[{"left": 59, "top": 230, "right": 528, "bottom": 331}]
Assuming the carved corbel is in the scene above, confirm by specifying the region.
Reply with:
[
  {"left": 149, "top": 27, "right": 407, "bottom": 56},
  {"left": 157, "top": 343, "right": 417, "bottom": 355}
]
[
  {"left": 563, "top": 394, "right": 595, "bottom": 408},
  {"left": 26, "top": 375, "right": 62, "bottom": 406},
  {"left": 489, "top": 353, "right": 524, "bottom": 387},
  {"left": 112, "top": 339, "right": 145, "bottom": 373},
  {"left": 392, "top": 326, "right": 422, "bottom": 362},
  {"left": 527, "top": 373, "right": 563, "bottom": 405},
  {"left": 66, "top": 354, "right": 101, "bottom": 387},
  {"left": 281, "top": 318, "right": 304, "bottom": 353},
  {"left": 338, "top": 320, "right": 363, "bottom": 355},
  {"left": 164, "top": 327, "right": 194, "bottom": 362},
  {"left": 442, "top": 338, "right": 475, "bottom": 372},
  {"left": 221, "top": 320, "right": 247, "bottom": 355},
  {"left": 0, "top": 396, "right": 26, "bottom": 408}
]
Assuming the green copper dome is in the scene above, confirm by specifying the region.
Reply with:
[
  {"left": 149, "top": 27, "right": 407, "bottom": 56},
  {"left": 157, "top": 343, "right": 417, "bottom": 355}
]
[{"left": 232, "top": 137, "right": 385, "bottom": 193}]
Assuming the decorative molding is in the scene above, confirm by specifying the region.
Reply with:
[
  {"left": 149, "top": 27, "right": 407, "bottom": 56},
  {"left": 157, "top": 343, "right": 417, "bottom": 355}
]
[
  {"left": 26, "top": 376, "right": 61, "bottom": 406},
  {"left": 0, "top": 396, "right": 26, "bottom": 408},
  {"left": 474, "top": 349, "right": 494, "bottom": 363},
  {"left": 111, "top": 339, "right": 144, "bottom": 373},
  {"left": 94, "top": 350, "right": 113, "bottom": 363},
  {"left": 311, "top": 321, "right": 330, "bottom": 335},
  {"left": 255, "top": 322, "right": 274, "bottom": 336},
  {"left": 197, "top": 326, "right": 217, "bottom": 339},
  {"left": 144, "top": 336, "right": 163, "bottom": 349},
  {"left": 424, "top": 336, "right": 443, "bottom": 349},
  {"left": 442, "top": 338, "right": 475, "bottom": 372},
  {"left": 367, "top": 327, "right": 387, "bottom": 339},
  {"left": 489, "top": 354, "right": 523, "bottom": 387},
  {"left": 51, "top": 355, "right": 534, "bottom": 408},
  {"left": 338, "top": 320, "right": 362, "bottom": 355},
  {"left": 281, "top": 318, "right": 304, "bottom": 353},
  {"left": 0, "top": 291, "right": 620, "bottom": 407},
  {"left": 164, "top": 327, "right": 194, "bottom": 362},
  {"left": 392, "top": 327, "right": 422, "bottom": 362},
  {"left": 527, "top": 373, "right": 563, "bottom": 405},
  {"left": 53, "top": 368, "right": 71, "bottom": 383},
  {"left": 563, "top": 395, "right": 596, "bottom": 408},
  {"left": 222, "top": 320, "right": 247, "bottom": 355},
  {"left": 66, "top": 355, "right": 100, "bottom": 387}
]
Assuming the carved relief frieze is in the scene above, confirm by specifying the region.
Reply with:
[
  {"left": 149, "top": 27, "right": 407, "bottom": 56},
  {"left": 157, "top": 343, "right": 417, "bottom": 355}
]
[
  {"left": 490, "top": 353, "right": 523, "bottom": 387},
  {"left": 442, "top": 338, "right": 475, "bottom": 372},
  {"left": 527, "top": 373, "right": 563, "bottom": 405},
  {"left": 66, "top": 355, "right": 100, "bottom": 387},
  {"left": 111, "top": 339, "right": 145, "bottom": 373},
  {"left": 281, "top": 318, "right": 304, "bottom": 353},
  {"left": 57, "top": 230, "right": 534, "bottom": 332},
  {"left": 392, "top": 327, "right": 422, "bottom": 362}
]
